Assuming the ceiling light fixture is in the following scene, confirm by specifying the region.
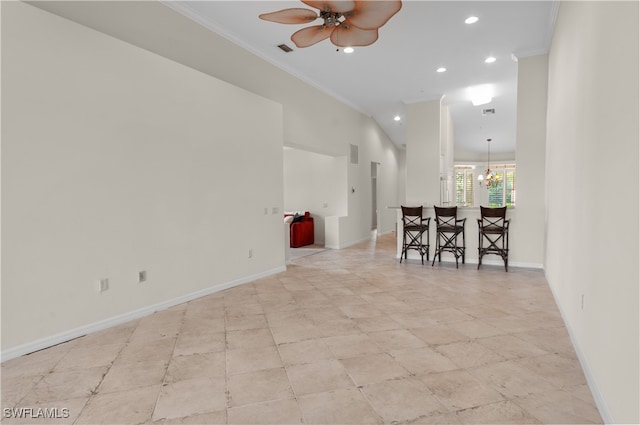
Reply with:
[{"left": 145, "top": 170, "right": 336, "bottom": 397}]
[
  {"left": 465, "top": 16, "right": 479, "bottom": 24},
  {"left": 343, "top": 46, "right": 354, "bottom": 53},
  {"left": 485, "top": 56, "right": 496, "bottom": 63},
  {"left": 259, "top": 1, "right": 402, "bottom": 48},
  {"left": 394, "top": 115, "right": 401, "bottom": 121},
  {"left": 436, "top": 67, "right": 447, "bottom": 73},
  {"left": 478, "top": 138, "right": 502, "bottom": 188},
  {"left": 469, "top": 84, "right": 493, "bottom": 106}
]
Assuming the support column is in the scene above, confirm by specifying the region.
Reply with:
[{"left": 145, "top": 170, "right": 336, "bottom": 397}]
[
  {"left": 405, "top": 99, "right": 441, "bottom": 206},
  {"left": 515, "top": 54, "right": 548, "bottom": 265}
]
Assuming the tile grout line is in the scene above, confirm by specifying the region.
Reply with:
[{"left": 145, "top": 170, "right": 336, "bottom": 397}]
[
  {"left": 71, "top": 325, "right": 136, "bottom": 424},
  {"left": 148, "top": 307, "right": 186, "bottom": 423},
  {"left": 266, "top": 276, "right": 306, "bottom": 425}
]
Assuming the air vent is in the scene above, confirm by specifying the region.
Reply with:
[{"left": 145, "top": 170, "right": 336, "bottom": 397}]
[
  {"left": 277, "top": 43, "right": 293, "bottom": 53},
  {"left": 482, "top": 108, "right": 495, "bottom": 115}
]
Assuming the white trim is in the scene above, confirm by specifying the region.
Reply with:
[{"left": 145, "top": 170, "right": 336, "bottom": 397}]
[
  {"left": 546, "top": 276, "right": 613, "bottom": 424},
  {"left": 326, "top": 230, "right": 394, "bottom": 250},
  {"left": 544, "top": 1, "right": 560, "bottom": 53},
  {"left": 377, "top": 229, "right": 395, "bottom": 238},
  {"left": 326, "top": 235, "right": 374, "bottom": 250},
  {"left": 514, "top": 0, "right": 558, "bottom": 62},
  {"left": 513, "top": 47, "right": 549, "bottom": 59},
  {"left": 1, "top": 266, "right": 286, "bottom": 362}
]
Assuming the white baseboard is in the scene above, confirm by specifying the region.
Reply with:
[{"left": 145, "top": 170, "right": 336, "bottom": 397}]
[
  {"left": 326, "top": 235, "right": 374, "bottom": 250},
  {"left": 545, "top": 277, "right": 613, "bottom": 424},
  {"left": 1, "top": 266, "right": 286, "bottom": 362}
]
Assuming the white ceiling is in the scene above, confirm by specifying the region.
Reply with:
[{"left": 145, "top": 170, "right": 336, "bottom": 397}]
[
  {"left": 165, "top": 1, "right": 557, "bottom": 154},
  {"left": 29, "top": 0, "right": 557, "bottom": 155}
]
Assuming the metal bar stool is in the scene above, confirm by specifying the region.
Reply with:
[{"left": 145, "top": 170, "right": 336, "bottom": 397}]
[
  {"left": 477, "top": 206, "right": 510, "bottom": 271},
  {"left": 400, "top": 206, "right": 430, "bottom": 264},
  {"left": 432, "top": 206, "right": 466, "bottom": 268}
]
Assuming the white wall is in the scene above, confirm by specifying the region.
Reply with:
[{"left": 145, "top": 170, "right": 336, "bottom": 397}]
[
  {"left": 283, "top": 115, "right": 400, "bottom": 250},
  {"left": 2, "top": 1, "right": 403, "bottom": 356},
  {"left": 514, "top": 54, "right": 547, "bottom": 266},
  {"left": 25, "top": 0, "right": 402, "bottom": 252},
  {"left": 325, "top": 117, "right": 401, "bottom": 249},
  {"left": 398, "top": 149, "right": 407, "bottom": 207},
  {"left": 405, "top": 99, "right": 441, "bottom": 206},
  {"left": 283, "top": 148, "right": 347, "bottom": 244},
  {"left": 440, "top": 105, "right": 455, "bottom": 205},
  {"left": 350, "top": 118, "right": 401, "bottom": 238},
  {"left": 545, "top": 2, "right": 639, "bottom": 423},
  {"left": 2, "top": 3, "right": 284, "bottom": 354}
]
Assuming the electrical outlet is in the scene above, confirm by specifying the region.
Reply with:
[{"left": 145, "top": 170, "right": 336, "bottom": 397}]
[
  {"left": 138, "top": 270, "right": 147, "bottom": 283},
  {"left": 581, "top": 294, "right": 584, "bottom": 310},
  {"left": 98, "top": 278, "right": 109, "bottom": 293},
  {"left": 248, "top": 249, "right": 253, "bottom": 258},
  {"left": 264, "top": 207, "right": 268, "bottom": 215}
]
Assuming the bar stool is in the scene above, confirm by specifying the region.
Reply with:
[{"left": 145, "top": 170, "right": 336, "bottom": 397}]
[
  {"left": 432, "top": 206, "right": 466, "bottom": 268},
  {"left": 400, "top": 206, "right": 430, "bottom": 264},
  {"left": 477, "top": 206, "right": 510, "bottom": 271}
]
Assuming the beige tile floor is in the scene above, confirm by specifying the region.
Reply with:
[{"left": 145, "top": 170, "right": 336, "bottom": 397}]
[{"left": 1, "top": 233, "right": 603, "bottom": 424}]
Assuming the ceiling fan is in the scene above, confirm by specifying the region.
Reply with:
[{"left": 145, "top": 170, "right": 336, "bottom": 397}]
[{"left": 259, "top": 1, "right": 402, "bottom": 49}]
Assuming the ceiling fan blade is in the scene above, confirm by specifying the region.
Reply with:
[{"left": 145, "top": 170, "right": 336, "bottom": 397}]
[
  {"left": 291, "top": 25, "right": 334, "bottom": 48},
  {"left": 330, "top": 24, "right": 378, "bottom": 47},
  {"left": 302, "top": 1, "right": 355, "bottom": 14},
  {"left": 259, "top": 8, "right": 318, "bottom": 24},
  {"left": 347, "top": 0, "right": 402, "bottom": 30}
]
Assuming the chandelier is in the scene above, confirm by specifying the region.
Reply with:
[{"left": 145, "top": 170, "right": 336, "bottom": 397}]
[{"left": 478, "top": 138, "right": 502, "bottom": 188}]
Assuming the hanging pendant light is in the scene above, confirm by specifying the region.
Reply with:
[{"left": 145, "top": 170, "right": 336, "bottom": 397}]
[{"left": 478, "top": 138, "right": 502, "bottom": 188}]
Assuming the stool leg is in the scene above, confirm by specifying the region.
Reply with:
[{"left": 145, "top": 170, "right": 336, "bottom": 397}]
[
  {"left": 431, "top": 233, "right": 438, "bottom": 266},
  {"left": 426, "top": 229, "right": 430, "bottom": 261},
  {"left": 477, "top": 230, "right": 482, "bottom": 270},
  {"left": 461, "top": 228, "right": 466, "bottom": 264},
  {"left": 419, "top": 231, "right": 424, "bottom": 265},
  {"left": 454, "top": 231, "right": 459, "bottom": 269}
]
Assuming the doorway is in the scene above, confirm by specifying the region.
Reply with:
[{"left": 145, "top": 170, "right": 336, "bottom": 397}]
[{"left": 371, "top": 162, "right": 379, "bottom": 231}]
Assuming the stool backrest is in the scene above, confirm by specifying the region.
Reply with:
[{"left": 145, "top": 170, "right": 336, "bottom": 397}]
[
  {"left": 433, "top": 206, "right": 458, "bottom": 227},
  {"left": 401, "top": 206, "right": 424, "bottom": 227},
  {"left": 479, "top": 206, "right": 507, "bottom": 229}
]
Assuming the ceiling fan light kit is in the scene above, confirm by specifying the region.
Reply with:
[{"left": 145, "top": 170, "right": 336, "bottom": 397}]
[{"left": 259, "top": 0, "right": 402, "bottom": 48}]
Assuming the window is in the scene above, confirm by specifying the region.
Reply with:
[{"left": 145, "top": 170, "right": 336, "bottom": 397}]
[
  {"left": 455, "top": 164, "right": 516, "bottom": 207},
  {"left": 487, "top": 165, "right": 516, "bottom": 207},
  {"left": 454, "top": 166, "right": 474, "bottom": 207}
]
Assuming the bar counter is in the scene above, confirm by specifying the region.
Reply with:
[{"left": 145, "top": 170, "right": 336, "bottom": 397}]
[{"left": 389, "top": 205, "right": 541, "bottom": 269}]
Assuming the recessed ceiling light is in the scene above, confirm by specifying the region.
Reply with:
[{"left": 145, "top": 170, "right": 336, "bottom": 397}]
[
  {"left": 465, "top": 16, "right": 479, "bottom": 24},
  {"left": 343, "top": 47, "right": 354, "bottom": 54},
  {"left": 485, "top": 56, "right": 496, "bottom": 63},
  {"left": 436, "top": 67, "right": 447, "bottom": 73},
  {"left": 394, "top": 115, "right": 401, "bottom": 122}
]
